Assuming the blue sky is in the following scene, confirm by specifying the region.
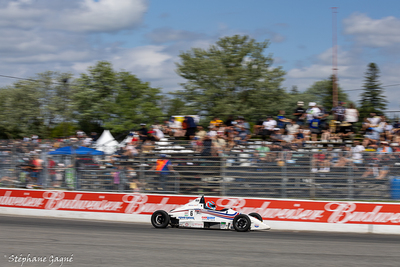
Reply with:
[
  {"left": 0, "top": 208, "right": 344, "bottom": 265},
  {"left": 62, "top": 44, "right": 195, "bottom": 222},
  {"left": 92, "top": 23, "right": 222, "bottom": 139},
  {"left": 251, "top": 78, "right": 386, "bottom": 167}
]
[{"left": 0, "top": 0, "right": 399, "bottom": 109}]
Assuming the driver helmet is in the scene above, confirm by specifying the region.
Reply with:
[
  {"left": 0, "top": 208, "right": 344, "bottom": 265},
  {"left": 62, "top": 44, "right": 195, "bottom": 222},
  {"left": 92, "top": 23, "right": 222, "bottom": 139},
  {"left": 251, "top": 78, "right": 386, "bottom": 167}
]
[{"left": 205, "top": 201, "right": 216, "bottom": 210}]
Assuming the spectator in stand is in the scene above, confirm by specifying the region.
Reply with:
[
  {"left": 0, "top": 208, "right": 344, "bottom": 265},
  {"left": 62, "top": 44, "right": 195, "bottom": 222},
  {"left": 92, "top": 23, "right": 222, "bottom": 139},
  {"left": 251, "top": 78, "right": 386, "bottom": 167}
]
[
  {"left": 318, "top": 105, "right": 330, "bottom": 130},
  {"left": 332, "top": 101, "right": 346, "bottom": 122},
  {"left": 271, "top": 128, "right": 284, "bottom": 144},
  {"left": 363, "top": 141, "right": 392, "bottom": 180},
  {"left": 168, "top": 117, "right": 183, "bottom": 138},
  {"left": 210, "top": 116, "right": 223, "bottom": 128},
  {"left": 277, "top": 110, "right": 290, "bottom": 129},
  {"left": 309, "top": 114, "right": 322, "bottom": 141},
  {"left": 195, "top": 126, "right": 207, "bottom": 140},
  {"left": 392, "top": 120, "right": 400, "bottom": 134},
  {"left": 364, "top": 127, "right": 380, "bottom": 147},
  {"left": 255, "top": 142, "right": 271, "bottom": 162},
  {"left": 149, "top": 154, "right": 176, "bottom": 191},
  {"left": 201, "top": 135, "right": 215, "bottom": 156},
  {"left": 293, "top": 127, "right": 305, "bottom": 147},
  {"left": 320, "top": 129, "right": 331, "bottom": 142},
  {"left": 184, "top": 115, "right": 197, "bottom": 140},
  {"left": 261, "top": 116, "right": 277, "bottom": 141},
  {"left": 345, "top": 103, "right": 359, "bottom": 126},
  {"left": 90, "top": 132, "right": 98, "bottom": 142},
  {"left": 76, "top": 130, "right": 85, "bottom": 139},
  {"left": 207, "top": 125, "right": 218, "bottom": 139},
  {"left": 237, "top": 116, "right": 250, "bottom": 131},
  {"left": 48, "top": 156, "right": 57, "bottom": 186},
  {"left": 311, "top": 151, "right": 329, "bottom": 173},
  {"left": 30, "top": 155, "right": 43, "bottom": 186},
  {"left": 152, "top": 126, "right": 164, "bottom": 141},
  {"left": 236, "top": 116, "right": 251, "bottom": 143},
  {"left": 224, "top": 115, "right": 234, "bottom": 127},
  {"left": 125, "top": 142, "right": 139, "bottom": 158},
  {"left": 379, "top": 116, "right": 393, "bottom": 141},
  {"left": 367, "top": 112, "right": 381, "bottom": 127},
  {"left": 306, "top": 102, "right": 321, "bottom": 124},
  {"left": 236, "top": 124, "right": 250, "bottom": 145},
  {"left": 214, "top": 135, "right": 227, "bottom": 154},
  {"left": 286, "top": 119, "right": 300, "bottom": 136},
  {"left": 338, "top": 121, "right": 354, "bottom": 141},
  {"left": 138, "top": 123, "right": 148, "bottom": 143},
  {"left": 351, "top": 140, "right": 365, "bottom": 164},
  {"left": 254, "top": 116, "right": 265, "bottom": 136},
  {"left": 293, "top": 101, "right": 306, "bottom": 125}
]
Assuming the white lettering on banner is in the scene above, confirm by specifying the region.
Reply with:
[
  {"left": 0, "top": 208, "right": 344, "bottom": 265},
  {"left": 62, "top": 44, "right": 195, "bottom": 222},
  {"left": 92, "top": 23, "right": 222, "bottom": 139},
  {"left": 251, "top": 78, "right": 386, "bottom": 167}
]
[
  {"left": 216, "top": 198, "right": 325, "bottom": 221},
  {"left": 122, "top": 194, "right": 184, "bottom": 214},
  {"left": 0, "top": 191, "right": 43, "bottom": 207},
  {"left": 43, "top": 191, "right": 123, "bottom": 211},
  {"left": 326, "top": 202, "right": 400, "bottom": 224}
]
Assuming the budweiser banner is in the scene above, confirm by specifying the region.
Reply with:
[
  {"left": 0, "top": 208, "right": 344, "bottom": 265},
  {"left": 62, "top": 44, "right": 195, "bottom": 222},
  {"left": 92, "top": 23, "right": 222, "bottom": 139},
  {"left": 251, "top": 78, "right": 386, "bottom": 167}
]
[{"left": 1, "top": 189, "right": 400, "bottom": 225}]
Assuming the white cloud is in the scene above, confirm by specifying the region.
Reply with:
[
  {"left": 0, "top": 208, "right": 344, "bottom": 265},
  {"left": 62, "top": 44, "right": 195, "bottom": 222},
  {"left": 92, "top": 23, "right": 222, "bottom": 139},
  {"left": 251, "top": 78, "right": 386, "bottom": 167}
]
[
  {"left": 343, "top": 13, "right": 400, "bottom": 47},
  {"left": 287, "top": 46, "right": 357, "bottom": 80},
  {"left": 0, "top": 0, "right": 147, "bottom": 33},
  {"left": 55, "top": 0, "right": 147, "bottom": 33},
  {"left": 113, "top": 46, "right": 173, "bottom": 79}
]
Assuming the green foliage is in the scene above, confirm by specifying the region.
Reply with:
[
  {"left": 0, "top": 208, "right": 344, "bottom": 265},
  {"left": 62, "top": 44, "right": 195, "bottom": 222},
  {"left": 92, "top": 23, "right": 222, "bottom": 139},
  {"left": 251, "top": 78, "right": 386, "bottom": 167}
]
[
  {"left": 0, "top": 62, "right": 164, "bottom": 138},
  {"left": 50, "top": 122, "right": 77, "bottom": 138},
  {"left": 0, "top": 71, "right": 74, "bottom": 138},
  {"left": 174, "top": 35, "right": 286, "bottom": 121},
  {"left": 301, "top": 76, "right": 350, "bottom": 111},
  {"left": 73, "top": 61, "right": 164, "bottom": 134},
  {"left": 358, "top": 63, "right": 387, "bottom": 119}
]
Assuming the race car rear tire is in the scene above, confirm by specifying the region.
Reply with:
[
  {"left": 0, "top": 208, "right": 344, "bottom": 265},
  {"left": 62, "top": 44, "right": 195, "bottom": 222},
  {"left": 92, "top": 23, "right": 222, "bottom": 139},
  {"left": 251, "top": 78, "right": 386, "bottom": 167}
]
[
  {"left": 233, "top": 214, "right": 251, "bottom": 232},
  {"left": 151, "top": 210, "right": 170, "bottom": 228},
  {"left": 249, "top": 212, "right": 263, "bottom": 222}
]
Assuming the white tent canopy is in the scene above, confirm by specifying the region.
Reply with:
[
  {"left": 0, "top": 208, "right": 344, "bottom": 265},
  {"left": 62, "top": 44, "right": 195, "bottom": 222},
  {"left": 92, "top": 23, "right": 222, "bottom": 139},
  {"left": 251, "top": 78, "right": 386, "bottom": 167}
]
[{"left": 95, "top": 130, "right": 119, "bottom": 154}]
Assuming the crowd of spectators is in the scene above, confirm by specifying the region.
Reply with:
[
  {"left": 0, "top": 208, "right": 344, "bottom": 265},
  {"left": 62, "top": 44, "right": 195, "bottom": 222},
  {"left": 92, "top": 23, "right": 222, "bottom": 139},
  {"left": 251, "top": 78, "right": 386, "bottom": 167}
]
[{"left": 1, "top": 100, "right": 400, "bottom": 189}]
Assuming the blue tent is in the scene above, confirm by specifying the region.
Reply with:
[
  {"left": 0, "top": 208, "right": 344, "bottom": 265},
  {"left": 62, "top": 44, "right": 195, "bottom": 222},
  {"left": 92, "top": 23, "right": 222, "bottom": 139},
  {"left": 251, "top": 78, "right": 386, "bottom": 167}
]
[{"left": 48, "top": 146, "right": 105, "bottom": 155}]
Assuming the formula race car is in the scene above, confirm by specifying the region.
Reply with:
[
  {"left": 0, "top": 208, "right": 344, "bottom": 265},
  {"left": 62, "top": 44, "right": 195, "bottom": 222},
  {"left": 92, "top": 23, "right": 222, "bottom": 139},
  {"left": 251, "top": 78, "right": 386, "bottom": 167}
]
[{"left": 151, "top": 196, "right": 270, "bottom": 232}]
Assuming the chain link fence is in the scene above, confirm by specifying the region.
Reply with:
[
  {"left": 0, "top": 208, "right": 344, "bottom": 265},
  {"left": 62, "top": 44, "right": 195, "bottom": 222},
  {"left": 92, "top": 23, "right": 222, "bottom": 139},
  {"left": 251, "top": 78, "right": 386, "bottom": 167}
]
[{"left": 1, "top": 143, "right": 400, "bottom": 201}]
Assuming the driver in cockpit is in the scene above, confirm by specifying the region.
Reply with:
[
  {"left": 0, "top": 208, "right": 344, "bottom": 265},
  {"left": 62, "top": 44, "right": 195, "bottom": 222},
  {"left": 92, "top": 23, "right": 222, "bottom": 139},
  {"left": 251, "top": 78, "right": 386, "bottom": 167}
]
[{"left": 205, "top": 201, "right": 216, "bottom": 210}]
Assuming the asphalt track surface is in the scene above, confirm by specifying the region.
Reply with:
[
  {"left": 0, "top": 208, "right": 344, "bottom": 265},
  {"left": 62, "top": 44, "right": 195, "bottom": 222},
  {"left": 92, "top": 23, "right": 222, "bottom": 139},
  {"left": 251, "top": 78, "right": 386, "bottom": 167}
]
[{"left": 1, "top": 215, "right": 400, "bottom": 267}]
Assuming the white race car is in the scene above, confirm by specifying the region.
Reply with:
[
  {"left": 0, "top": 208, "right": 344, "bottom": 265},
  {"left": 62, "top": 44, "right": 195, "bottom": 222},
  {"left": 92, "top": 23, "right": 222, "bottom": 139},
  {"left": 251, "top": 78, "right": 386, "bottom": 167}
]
[{"left": 151, "top": 196, "right": 270, "bottom": 232}]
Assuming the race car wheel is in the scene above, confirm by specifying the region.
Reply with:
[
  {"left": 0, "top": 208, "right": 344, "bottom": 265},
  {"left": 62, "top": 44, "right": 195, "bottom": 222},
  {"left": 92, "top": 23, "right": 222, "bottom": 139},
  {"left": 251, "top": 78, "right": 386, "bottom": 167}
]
[
  {"left": 151, "top": 210, "right": 170, "bottom": 228},
  {"left": 233, "top": 214, "right": 251, "bottom": 232},
  {"left": 249, "top": 212, "right": 263, "bottom": 222}
]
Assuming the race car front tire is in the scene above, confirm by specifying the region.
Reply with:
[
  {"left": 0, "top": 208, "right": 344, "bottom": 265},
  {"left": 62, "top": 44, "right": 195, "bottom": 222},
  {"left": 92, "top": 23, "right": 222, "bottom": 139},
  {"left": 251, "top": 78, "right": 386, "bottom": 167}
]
[
  {"left": 151, "top": 210, "right": 170, "bottom": 228},
  {"left": 233, "top": 214, "right": 251, "bottom": 232},
  {"left": 249, "top": 212, "right": 263, "bottom": 222}
]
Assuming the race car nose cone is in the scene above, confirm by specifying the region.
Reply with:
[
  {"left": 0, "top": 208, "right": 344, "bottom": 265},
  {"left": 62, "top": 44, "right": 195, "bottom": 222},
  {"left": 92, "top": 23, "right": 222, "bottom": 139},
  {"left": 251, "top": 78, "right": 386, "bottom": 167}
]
[{"left": 252, "top": 222, "right": 271, "bottom": 230}]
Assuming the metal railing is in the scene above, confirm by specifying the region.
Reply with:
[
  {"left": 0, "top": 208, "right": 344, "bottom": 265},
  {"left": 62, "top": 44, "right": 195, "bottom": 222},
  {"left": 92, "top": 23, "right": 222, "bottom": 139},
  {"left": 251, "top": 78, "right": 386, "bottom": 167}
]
[{"left": 1, "top": 148, "right": 400, "bottom": 201}]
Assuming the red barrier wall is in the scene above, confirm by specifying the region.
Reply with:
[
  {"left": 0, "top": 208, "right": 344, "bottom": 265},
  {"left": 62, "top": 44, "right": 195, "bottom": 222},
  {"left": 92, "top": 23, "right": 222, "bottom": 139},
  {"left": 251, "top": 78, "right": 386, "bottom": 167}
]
[{"left": 1, "top": 188, "right": 400, "bottom": 225}]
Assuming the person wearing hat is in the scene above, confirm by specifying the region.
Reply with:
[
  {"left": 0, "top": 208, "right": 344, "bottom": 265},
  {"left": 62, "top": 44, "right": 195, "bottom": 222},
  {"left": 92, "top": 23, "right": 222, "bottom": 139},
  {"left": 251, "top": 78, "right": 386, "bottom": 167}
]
[
  {"left": 306, "top": 102, "right": 321, "bottom": 124},
  {"left": 293, "top": 101, "right": 306, "bottom": 125},
  {"left": 149, "top": 154, "right": 176, "bottom": 191}
]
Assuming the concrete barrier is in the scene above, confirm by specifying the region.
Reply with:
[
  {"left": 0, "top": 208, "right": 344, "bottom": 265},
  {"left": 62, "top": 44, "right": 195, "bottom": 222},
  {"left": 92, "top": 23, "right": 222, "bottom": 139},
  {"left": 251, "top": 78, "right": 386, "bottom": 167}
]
[{"left": 1, "top": 188, "right": 399, "bottom": 234}]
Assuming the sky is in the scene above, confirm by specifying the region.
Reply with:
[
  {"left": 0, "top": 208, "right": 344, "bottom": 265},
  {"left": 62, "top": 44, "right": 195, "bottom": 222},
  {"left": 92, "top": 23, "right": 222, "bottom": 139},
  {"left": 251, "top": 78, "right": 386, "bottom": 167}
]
[{"left": 0, "top": 0, "right": 399, "bottom": 110}]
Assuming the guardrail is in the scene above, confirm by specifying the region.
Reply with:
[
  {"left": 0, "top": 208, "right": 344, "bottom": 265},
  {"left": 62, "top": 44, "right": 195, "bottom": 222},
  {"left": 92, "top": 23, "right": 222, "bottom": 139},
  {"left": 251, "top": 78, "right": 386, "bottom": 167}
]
[{"left": 1, "top": 149, "right": 400, "bottom": 200}]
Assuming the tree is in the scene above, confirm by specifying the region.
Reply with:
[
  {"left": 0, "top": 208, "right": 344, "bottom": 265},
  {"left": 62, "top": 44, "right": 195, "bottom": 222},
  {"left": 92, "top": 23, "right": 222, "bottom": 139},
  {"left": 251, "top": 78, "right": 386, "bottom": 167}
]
[
  {"left": 0, "top": 71, "right": 74, "bottom": 138},
  {"left": 73, "top": 61, "right": 164, "bottom": 134},
  {"left": 174, "top": 35, "right": 286, "bottom": 120},
  {"left": 358, "top": 63, "right": 387, "bottom": 119},
  {"left": 302, "top": 76, "right": 350, "bottom": 111}
]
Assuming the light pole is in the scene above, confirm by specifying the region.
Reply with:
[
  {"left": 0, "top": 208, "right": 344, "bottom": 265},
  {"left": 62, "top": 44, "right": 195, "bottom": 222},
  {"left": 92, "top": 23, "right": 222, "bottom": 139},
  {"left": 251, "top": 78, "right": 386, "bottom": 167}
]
[{"left": 331, "top": 7, "right": 338, "bottom": 108}]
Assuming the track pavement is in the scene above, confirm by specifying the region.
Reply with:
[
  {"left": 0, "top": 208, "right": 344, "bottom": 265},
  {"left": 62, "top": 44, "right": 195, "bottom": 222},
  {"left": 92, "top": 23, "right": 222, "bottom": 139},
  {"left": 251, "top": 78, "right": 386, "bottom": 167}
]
[{"left": 0, "top": 215, "right": 399, "bottom": 267}]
